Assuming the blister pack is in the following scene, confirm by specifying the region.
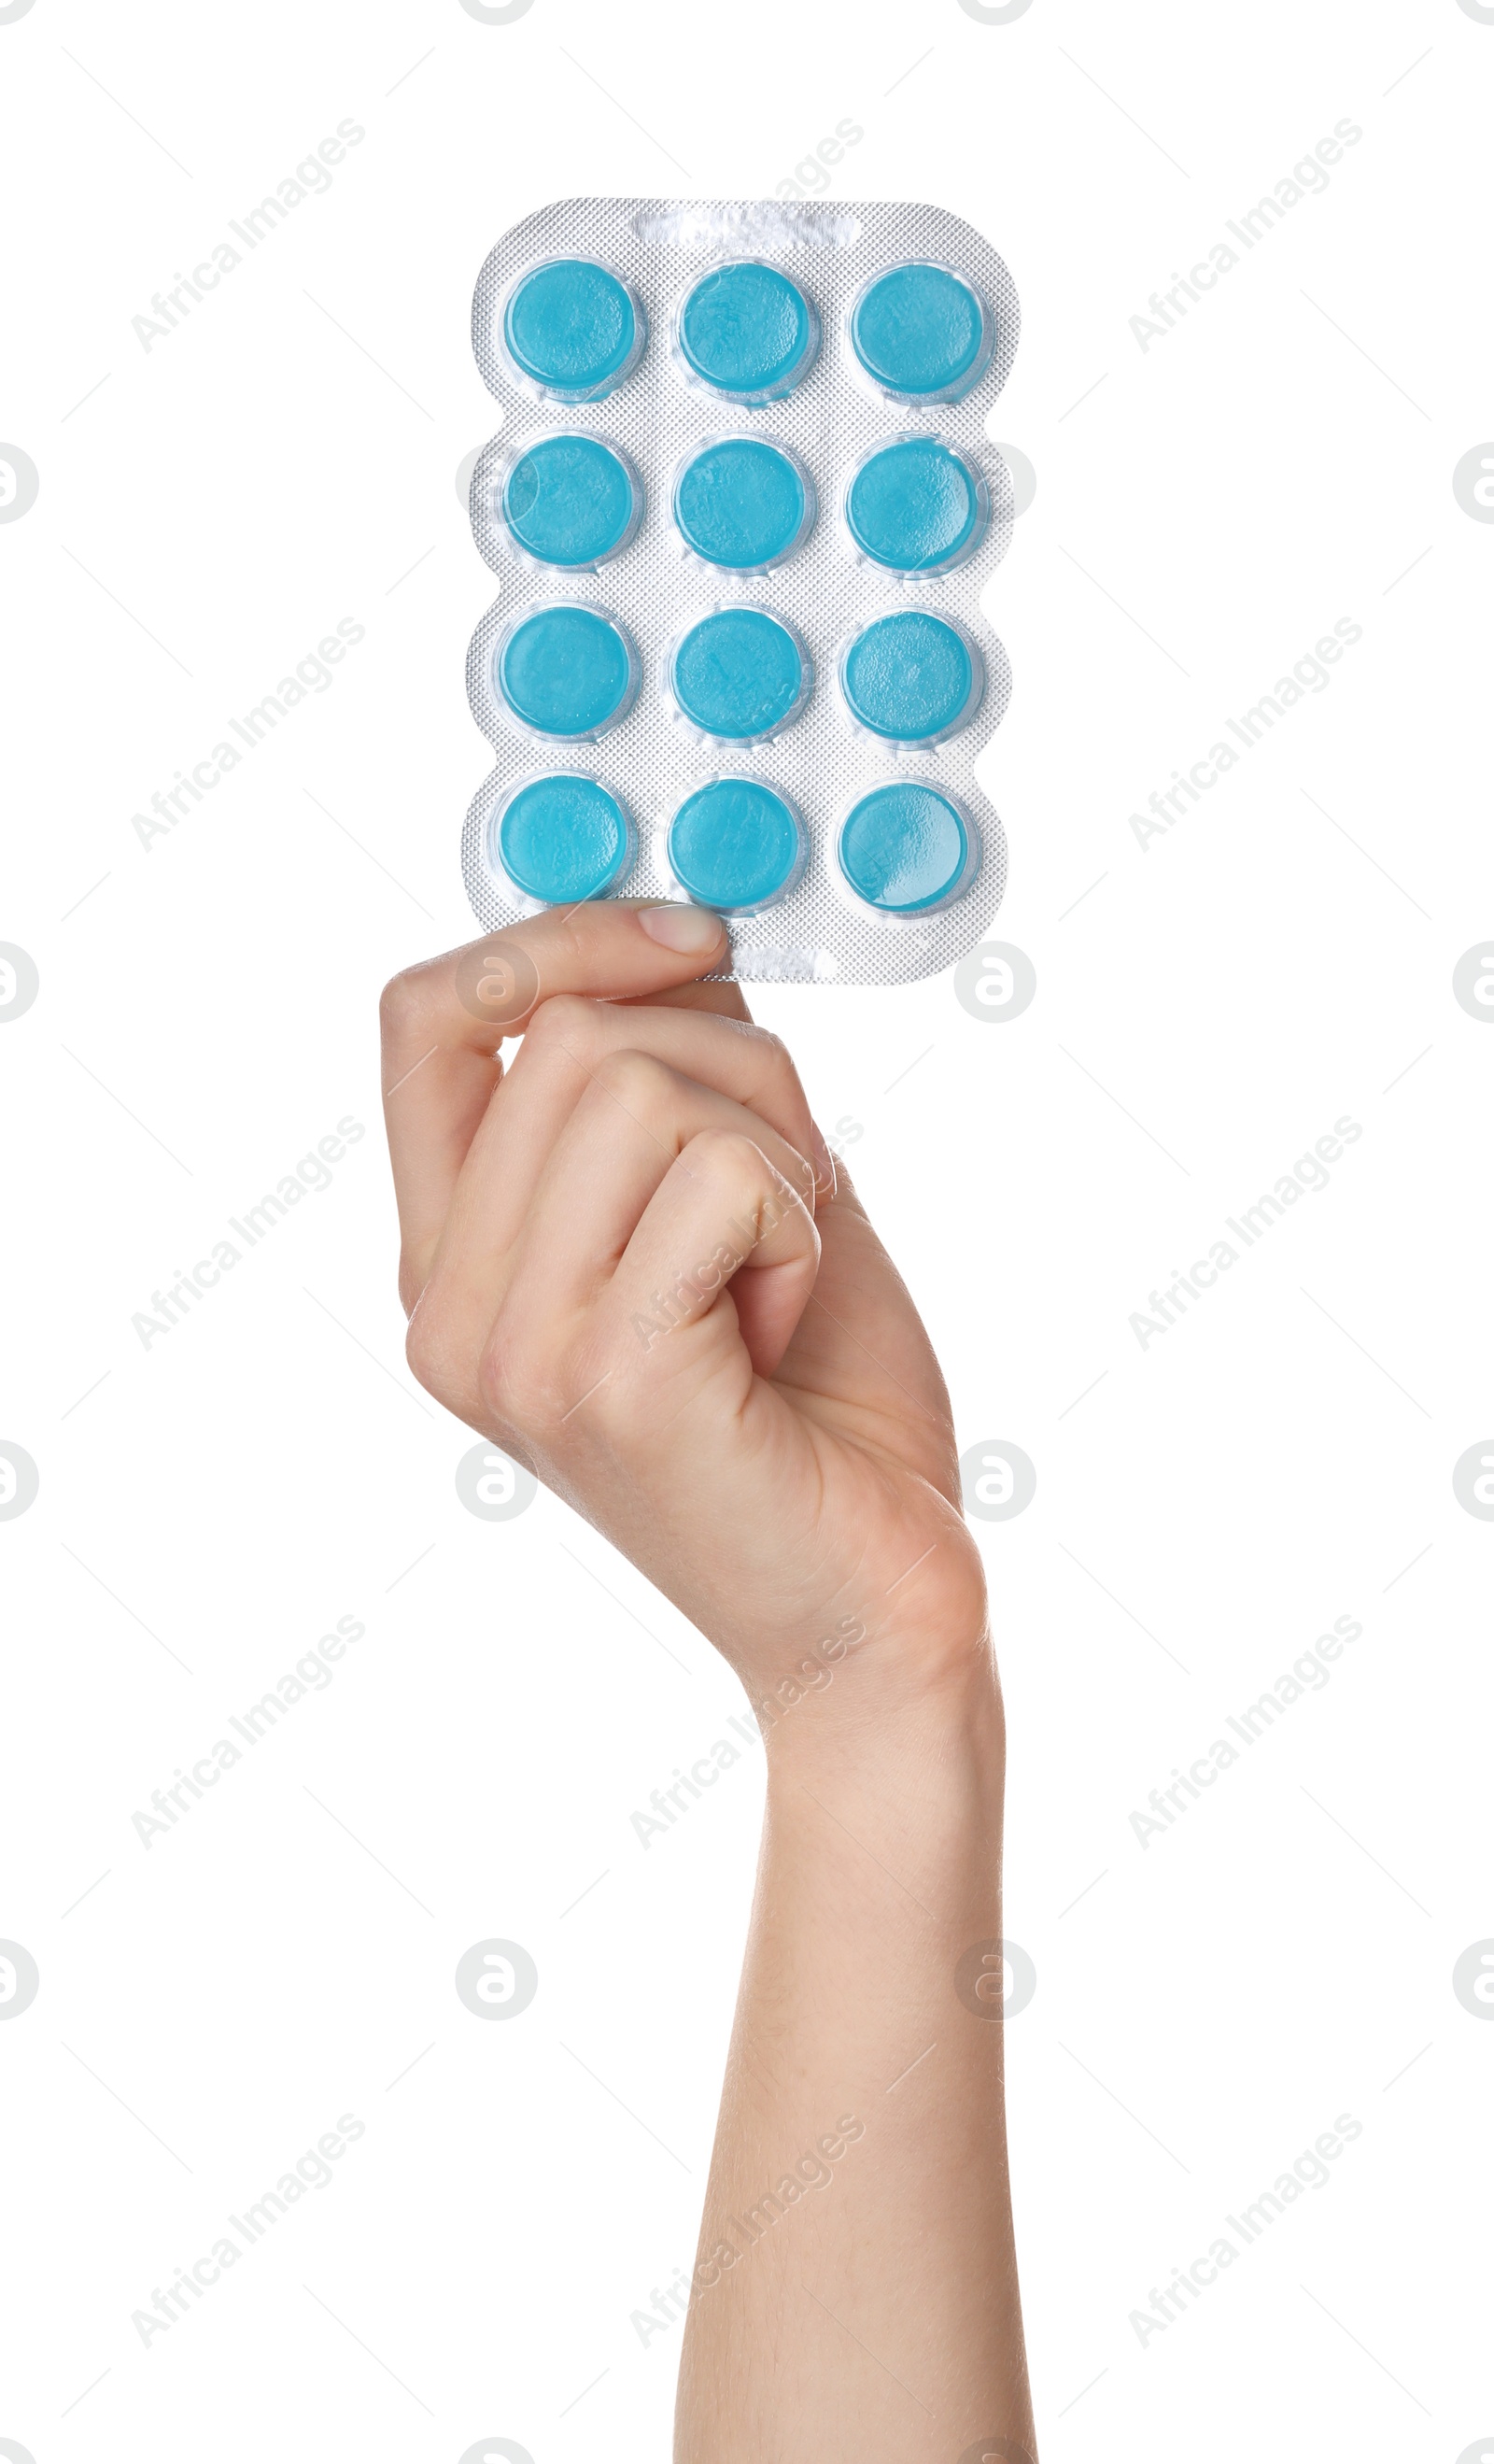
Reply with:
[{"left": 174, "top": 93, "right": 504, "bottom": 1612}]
[{"left": 464, "top": 198, "right": 1020, "bottom": 984}]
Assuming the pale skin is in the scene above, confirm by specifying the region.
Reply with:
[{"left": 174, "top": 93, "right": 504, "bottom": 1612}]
[{"left": 381, "top": 900, "right": 1036, "bottom": 2464}]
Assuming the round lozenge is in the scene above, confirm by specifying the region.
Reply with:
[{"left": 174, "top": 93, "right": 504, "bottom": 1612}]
[
  {"left": 496, "top": 603, "right": 638, "bottom": 739},
  {"left": 848, "top": 262, "right": 993, "bottom": 403},
  {"left": 667, "top": 778, "right": 806, "bottom": 913},
  {"left": 844, "top": 435, "right": 987, "bottom": 577},
  {"left": 669, "top": 607, "right": 810, "bottom": 743},
  {"left": 838, "top": 783, "right": 972, "bottom": 915},
  {"left": 672, "top": 436, "right": 814, "bottom": 572},
  {"left": 500, "top": 434, "right": 641, "bottom": 569},
  {"left": 839, "top": 609, "right": 983, "bottom": 745},
  {"left": 501, "top": 258, "right": 644, "bottom": 402},
  {"left": 493, "top": 773, "right": 634, "bottom": 903},
  {"left": 675, "top": 261, "right": 820, "bottom": 405}
]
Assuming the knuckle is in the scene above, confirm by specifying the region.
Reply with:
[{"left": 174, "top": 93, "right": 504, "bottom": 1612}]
[
  {"left": 740, "top": 1022, "right": 811, "bottom": 1133},
  {"left": 591, "top": 1046, "right": 669, "bottom": 1108},
  {"left": 521, "top": 991, "right": 595, "bottom": 1058},
  {"left": 379, "top": 964, "right": 430, "bottom": 1040},
  {"left": 404, "top": 1288, "right": 464, "bottom": 1401},
  {"left": 753, "top": 1025, "right": 799, "bottom": 1088},
  {"left": 545, "top": 911, "right": 591, "bottom": 979},
  {"left": 475, "top": 1278, "right": 626, "bottom": 1444},
  {"left": 723, "top": 1014, "right": 778, "bottom": 1050},
  {"left": 721, "top": 1016, "right": 796, "bottom": 1081},
  {"left": 477, "top": 1305, "right": 559, "bottom": 1434},
  {"left": 686, "top": 1126, "right": 759, "bottom": 1184}
]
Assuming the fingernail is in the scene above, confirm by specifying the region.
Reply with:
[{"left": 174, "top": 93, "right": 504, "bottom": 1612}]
[
  {"left": 810, "top": 1120, "right": 838, "bottom": 1197},
  {"left": 639, "top": 903, "right": 724, "bottom": 955}
]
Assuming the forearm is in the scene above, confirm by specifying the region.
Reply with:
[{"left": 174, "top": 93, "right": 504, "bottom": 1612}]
[{"left": 675, "top": 1652, "right": 1036, "bottom": 2464}]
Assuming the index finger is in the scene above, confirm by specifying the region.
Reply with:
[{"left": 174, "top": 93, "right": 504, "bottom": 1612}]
[{"left": 380, "top": 899, "right": 729, "bottom": 1296}]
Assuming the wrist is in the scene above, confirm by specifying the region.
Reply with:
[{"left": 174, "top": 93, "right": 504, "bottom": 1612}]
[
  {"left": 756, "top": 1642, "right": 1008, "bottom": 1949},
  {"left": 753, "top": 1615, "right": 1005, "bottom": 1791},
  {"left": 723, "top": 1508, "right": 995, "bottom": 1740}
]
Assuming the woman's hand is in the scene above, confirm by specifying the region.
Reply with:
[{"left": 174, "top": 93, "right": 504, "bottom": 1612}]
[
  {"left": 382, "top": 904, "right": 1031, "bottom": 2464},
  {"left": 381, "top": 902, "right": 990, "bottom": 1735}
]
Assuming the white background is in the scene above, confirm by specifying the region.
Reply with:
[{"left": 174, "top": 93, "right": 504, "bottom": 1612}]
[{"left": 2, "top": 0, "right": 1491, "bottom": 2458}]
